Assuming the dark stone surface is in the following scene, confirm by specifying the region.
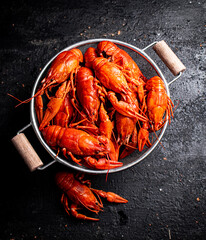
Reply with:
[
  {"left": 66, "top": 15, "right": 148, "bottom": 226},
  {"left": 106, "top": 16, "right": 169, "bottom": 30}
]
[{"left": 1, "top": 0, "right": 205, "bottom": 239}]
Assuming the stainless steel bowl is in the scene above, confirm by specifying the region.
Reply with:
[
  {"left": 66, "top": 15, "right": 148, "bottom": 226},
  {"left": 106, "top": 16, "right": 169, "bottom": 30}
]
[{"left": 12, "top": 38, "right": 184, "bottom": 173}]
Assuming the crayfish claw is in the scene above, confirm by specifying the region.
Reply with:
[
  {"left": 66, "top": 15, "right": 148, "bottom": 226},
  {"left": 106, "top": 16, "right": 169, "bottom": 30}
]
[
  {"left": 92, "top": 189, "right": 128, "bottom": 203},
  {"left": 107, "top": 91, "right": 147, "bottom": 122},
  {"left": 106, "top": 192, "right": 128, "bottom": 203},
  {"left": 137, "top": 123, "right": 151, "bottom": 152}
]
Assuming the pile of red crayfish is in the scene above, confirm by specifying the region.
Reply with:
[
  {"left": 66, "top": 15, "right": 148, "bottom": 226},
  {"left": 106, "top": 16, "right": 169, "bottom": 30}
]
[{"left": 34, "top": 41, "right": 174, "bottom": 170}]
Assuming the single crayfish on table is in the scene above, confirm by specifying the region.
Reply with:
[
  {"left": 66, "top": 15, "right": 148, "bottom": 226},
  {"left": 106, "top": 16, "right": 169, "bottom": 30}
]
[
  {"left": 34, "top": 41, "right": 174, "bottom": 170},
  {"left": 56, "top": 172, "right": 128, "bottom": 221}
]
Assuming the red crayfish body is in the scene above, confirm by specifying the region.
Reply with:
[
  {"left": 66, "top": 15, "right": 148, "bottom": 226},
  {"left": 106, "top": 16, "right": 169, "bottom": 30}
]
[
  {"left": 41, "top": 125, "right": 106, "bottom": 156},
  {"left": 53, "top": 93, "right": 74, "bottom": 128},
  {"left": 146, "top": 76, "right": 173, "bottom": 131},
  {"left": 43, "top": 49, "right": 83, "bottom": 88},
  {"left": 92, "top": 57, "right": 130, "bottom": 95},
  {"left": 38, "top": 80, "right": 71, "bottom": 130},
  {"left": 76, "top": 67, "right": 100, "bottom": 123},
  {"left": 41, "top": 125, "right": 122, "bottom": 168},
  {"left": 55, "top": 172, "right": 128, "bottom": 221},
  {"left": 97, "top": 41, "right": 147, "bottom": 104},
  {"left": 136, "top": 76, "right": 173, "bottom": 151},
  {"left": 92, "top": 57, "right": 147, "bottom": 122},
  {"left": 26, "top": 49, "right": 83, "bottom": 116},
  {"left": 97, "top": 41, "right": 146, "bottom": 82}
]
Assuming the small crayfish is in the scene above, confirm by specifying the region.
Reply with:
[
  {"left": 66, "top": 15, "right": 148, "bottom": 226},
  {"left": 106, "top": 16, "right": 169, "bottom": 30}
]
[{"left": 56, "top": 172, "right": 128, "bottom": 221}]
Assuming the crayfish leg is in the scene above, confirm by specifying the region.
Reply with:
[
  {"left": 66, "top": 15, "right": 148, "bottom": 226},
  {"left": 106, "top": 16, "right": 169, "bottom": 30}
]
[
  {"left": 75, "top": 173, "right": 91, "bottom": 187},
  {"left": 70, "top": 203, "right": 99, "bottom": 221},
  {"left": 61, "top": 193, "right": 70, "bottom": 216},
  {"left": 67, "top": 152, "right": 82, "bottom": 165},
  {"left": 62, "top": 148, "right": 82, "bottom": 165}
]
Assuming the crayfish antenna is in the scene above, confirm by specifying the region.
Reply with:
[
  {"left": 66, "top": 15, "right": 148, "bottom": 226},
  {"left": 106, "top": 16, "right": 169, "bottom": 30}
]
[
  {"left": 8, "top": 93, "right": 29, "bottom": 108},
  {"left": 14, "top": 83, "right": 48, "bottom": 107},
  {"left": 150, "top": 123, "right": 165, "bottom": 151},
  {"left": 70, "top": 203, "right": 100, "bottom": 221},
  {"left": 124, "top": 143, "right": 137, "bottom": 150},
  {"left": 70, "top": 99, "right": 91, "bottom": 124},
  {"left": 7, "top": 93, "right": 23, "bottom": 103},
  {"left": 77, "top": 198, "right": 103, "bottom": 214}
]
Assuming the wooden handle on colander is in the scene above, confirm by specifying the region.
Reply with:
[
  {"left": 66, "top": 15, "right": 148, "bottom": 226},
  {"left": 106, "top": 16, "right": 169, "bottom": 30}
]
[
  {"left": 153, "top": 40, "right": 186, "bottom": 76},
  {"left": 11, "top": 133, "right": 43, "bottom": 172}
]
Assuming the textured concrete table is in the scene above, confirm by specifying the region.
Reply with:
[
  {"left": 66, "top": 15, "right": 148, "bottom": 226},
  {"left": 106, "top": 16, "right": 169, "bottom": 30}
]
[{"left": 1, "top": 0, "right": 205, "bottom": 239}]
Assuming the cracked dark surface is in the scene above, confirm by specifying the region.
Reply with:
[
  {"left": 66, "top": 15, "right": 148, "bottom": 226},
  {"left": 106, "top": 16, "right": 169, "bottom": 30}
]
[{"left": 1, "top": 0, "right": 205, "bottom": 239}]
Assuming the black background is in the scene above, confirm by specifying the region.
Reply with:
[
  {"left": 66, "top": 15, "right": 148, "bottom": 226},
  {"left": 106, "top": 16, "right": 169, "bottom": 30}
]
[{"left": 1, "top": 0, "right": 205, "bottom": 239}]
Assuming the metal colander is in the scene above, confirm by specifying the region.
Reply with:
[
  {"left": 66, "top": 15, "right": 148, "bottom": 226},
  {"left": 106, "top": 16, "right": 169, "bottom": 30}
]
[{"left": 12, "top": 38, "right": 185, "bottom": 173}]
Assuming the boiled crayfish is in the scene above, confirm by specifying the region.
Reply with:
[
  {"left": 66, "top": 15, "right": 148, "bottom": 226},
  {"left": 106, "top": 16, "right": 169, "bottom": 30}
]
[
  {"left": 41, "top": 125, "right": 122, "bottom": 169},
  {"left": 56, "top": 172, "right": 128, "bottom": 221},
  {"left": 9, "top": 41, "right": 178, "bottom": 225},
  {"left": 32, "top": 41, "right": 174, "bottom": 169}
]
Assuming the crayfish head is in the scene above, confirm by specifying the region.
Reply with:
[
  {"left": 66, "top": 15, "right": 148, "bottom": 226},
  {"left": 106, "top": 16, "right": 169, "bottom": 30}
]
[
  {"left": 78, "top": 135, "right": 107, "bottom": 156},
  {"left": 97, "top": 136, "right": 118, "bottom": 161},
  {"left": 83, "top": 196, "right": 103, "bottom": 213},
  {"left": 148, "top": 106, "right": 166, "bottom": 131}
]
